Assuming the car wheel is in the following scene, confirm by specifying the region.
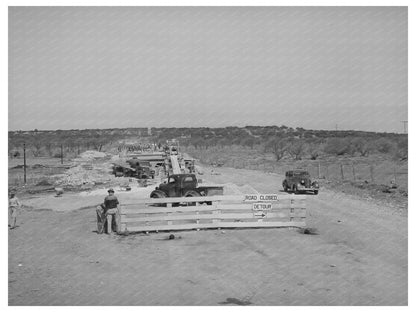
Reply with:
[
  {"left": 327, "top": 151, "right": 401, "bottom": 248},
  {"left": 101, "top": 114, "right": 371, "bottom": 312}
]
[
  {"left": 292, "top": 184, "right": 298, "bottom": 194},
  {"left": 314, "top": 190, "right": 319, "bottom": 195}
]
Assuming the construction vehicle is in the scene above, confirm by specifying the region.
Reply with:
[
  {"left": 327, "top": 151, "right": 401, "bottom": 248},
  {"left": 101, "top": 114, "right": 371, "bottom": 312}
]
[
  {"left": 150, "top": 173, "right": 223, "bottom": 204},
  {"left": 184, "top": 159, "right": 196, "bottom": 173},
  {"left": 126, "top": 159, "right": 155, "bottom": 179},
  {"left": 112, "top": 158, "right": 155, "bottom": 179},
  {"left": 282, "top": 170, "right": 319, "bottom": 195}
]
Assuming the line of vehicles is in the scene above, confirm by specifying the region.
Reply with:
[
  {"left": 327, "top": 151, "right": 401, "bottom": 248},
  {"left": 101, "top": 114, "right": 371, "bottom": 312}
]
[{"left": 113, "top": 140, "right": 319, "bottom": 201}]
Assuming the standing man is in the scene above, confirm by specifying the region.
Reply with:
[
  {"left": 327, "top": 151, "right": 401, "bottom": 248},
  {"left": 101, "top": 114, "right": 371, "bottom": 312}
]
[
  {"left": 9, "top": 192, "right": 22, "bottom": 229},
  {"left": 96, "top": 188, "right": 119, "bottom": 234}
]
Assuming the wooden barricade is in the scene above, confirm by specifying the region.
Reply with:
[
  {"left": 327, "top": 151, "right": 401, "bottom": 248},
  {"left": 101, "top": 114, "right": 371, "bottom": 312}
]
[{"left": 116, "top": 195, "right": 306, "bottom": 234}]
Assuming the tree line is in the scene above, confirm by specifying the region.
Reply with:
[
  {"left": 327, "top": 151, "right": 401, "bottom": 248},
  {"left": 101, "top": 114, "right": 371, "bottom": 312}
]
[{"left": 8, "top": 126, "right": 407, "bottom": 161}]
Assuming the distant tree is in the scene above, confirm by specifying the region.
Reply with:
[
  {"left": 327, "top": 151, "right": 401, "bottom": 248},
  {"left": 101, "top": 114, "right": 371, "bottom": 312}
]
[
  {"left": 11, "top": 151, "right": 20, "bottom": 158},
  {"left": 90, "top": 136, "right": 107, "bottom": 151},
  {"left": 231, "top": 136, "right": 243, "bottom": 146},
  {"left": 31, "top": 139, "right": 43, "bottom": 157},
  {"left": 217, "top": 138, "right": 229, "bottom": 149},
  {"left": 204, "top": 137, "right": 217, "bottom": 149},
  {"left": 190, "top": 137, "right": 204, "bottom": 149},
  {"left": 345, "top": 138, "right": 357, "bottom": 156},
  {"left": 287, "top": 139, "right": 305, "bottom": 160},
  {"left": 267, "top": 138, "right": 288, "bottom": 161},
  {"left": 303, "top": 132, "right": 315, "bottom": 139},
  {"left": 394, "top": 136, "right": 408, "bottom": 160},
  {"left": 350, "top": 137, "right": 373, "bottom": 157},
  {"left": 306, "top": 142, "right": 323, "bottom": 160},
  {"left": 44, "top": 142, "right": 55, "bottom": 157},
  {"left": 375, "top": 138, "right": 395, "bottom": 154},
  {"left": 241, "top": 136, "right": 256, "bottom": 149},
  {"left": 64, "top": 138, "right": 76, "bottom": 154},
  {"left": 324, "top": 138, "right": 350, "bottom": 156}
]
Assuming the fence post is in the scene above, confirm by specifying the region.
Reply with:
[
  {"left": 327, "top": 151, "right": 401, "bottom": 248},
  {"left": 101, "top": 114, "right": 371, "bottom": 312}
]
[
  {"left": 340, "top": 164, "right": 344, "bottom": 180},
  {"left": 352, "top": 163, "right": 356, "bottom": 181},
  {"left": 23, "top": 143, "right": 27, "bottom": 184},
  {"left": 370, "top": 165, "right": 374, "bottom": 183},
  {"left": 318, "top": 162, "right": 321, "bottom": 179},
  {"left": 290, "top": 197, "right": 295, "bottom": 222}
]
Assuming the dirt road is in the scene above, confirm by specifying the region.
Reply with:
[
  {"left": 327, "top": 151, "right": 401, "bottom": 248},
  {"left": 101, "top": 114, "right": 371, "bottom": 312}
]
[{"left": 9, "top": 167, "right": 407, "bottom": 305}]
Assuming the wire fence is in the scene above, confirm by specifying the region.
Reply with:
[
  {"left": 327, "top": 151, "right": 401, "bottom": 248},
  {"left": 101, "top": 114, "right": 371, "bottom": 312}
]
[
  {"left": 186, "top": 146, "right": 408, "bottom": 190},
  {"left": 8, "top": 156, "right": 73, "bottom": 187},
  {"left": 227, "top": 159, "right": 408, "bottom": 188}
]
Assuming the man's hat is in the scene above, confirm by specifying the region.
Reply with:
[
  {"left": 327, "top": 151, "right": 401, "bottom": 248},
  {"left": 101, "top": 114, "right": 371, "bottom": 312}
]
[{"left": 108, "top": 188, "right": 114, "bottom": 193}]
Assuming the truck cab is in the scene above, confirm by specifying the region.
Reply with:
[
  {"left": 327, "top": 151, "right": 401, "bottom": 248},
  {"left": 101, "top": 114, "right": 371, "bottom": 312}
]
[
  {"left": 162, "top": 174, "right": 197, "bottom": 197},
  {"left": 150, "top": 173, "right": 223, "bottom": 201},
  {"left": 153, "top": 174, "right": 198, "bottom": 198}
]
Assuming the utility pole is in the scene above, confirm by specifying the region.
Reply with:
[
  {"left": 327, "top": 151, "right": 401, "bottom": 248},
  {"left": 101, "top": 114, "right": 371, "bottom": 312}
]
[
  {"left": 401, "top": 121, "right": 408, "bottom": 134},
  {"left": 23, "top": 143, "right": 27, "bottom": 184}
]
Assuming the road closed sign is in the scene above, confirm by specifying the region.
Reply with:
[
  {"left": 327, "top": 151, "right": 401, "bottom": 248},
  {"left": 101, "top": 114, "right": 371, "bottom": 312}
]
[{"left": 244, "top": 194, "right": 278, "bottom": 202}]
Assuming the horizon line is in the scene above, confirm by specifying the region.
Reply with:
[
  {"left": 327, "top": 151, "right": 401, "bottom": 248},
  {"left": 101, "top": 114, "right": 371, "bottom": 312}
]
[{"left": 8, "top": 125, "right": 406, "bottom": 135}]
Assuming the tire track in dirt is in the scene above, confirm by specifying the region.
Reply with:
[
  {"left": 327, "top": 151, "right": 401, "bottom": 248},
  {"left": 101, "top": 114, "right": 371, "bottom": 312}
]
[
  {"left": 9, "top": 165, "right": 407, "bottom": 305},
  {"left": 204, "top": 166, "right": 407, "bottom": 305}
]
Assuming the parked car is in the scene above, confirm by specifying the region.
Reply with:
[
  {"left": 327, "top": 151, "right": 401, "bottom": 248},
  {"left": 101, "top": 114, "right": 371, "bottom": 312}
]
[{"left": 282, "top": 170, "right": 319, "bottom": 195}]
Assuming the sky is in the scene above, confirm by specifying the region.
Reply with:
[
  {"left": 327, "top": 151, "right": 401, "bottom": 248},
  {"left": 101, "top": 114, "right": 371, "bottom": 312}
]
[{"left": 8, "top": 6, "right": 407, "bottom": 132}]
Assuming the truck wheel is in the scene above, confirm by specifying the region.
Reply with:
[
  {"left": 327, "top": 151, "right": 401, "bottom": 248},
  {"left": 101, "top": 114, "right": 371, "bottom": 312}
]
[
  {"left": 185, "top": 191, "right": 200, "bottom": 206},
  {"left": 150, "top": 191, "right": 167, "bottom": 207}
]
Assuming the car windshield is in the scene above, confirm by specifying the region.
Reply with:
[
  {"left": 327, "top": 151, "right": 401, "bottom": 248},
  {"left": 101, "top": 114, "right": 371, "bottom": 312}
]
[{"left": 293, "top": 171, "right": 309, "bottom": 176}]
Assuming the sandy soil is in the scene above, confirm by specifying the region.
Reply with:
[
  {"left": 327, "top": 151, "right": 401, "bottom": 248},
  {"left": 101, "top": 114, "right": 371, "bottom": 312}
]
[{"left": 9, "top": 167, "right": 407, "bottom": 305}]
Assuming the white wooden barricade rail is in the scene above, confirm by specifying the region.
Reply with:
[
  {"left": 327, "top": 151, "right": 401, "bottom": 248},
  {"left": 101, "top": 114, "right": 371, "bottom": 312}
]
[{"left": 115, "top": 195, "right": 306, "bottom": 234}]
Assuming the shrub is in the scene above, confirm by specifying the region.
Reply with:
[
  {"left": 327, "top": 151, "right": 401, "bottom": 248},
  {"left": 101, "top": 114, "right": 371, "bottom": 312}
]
[
  {"left": 375, "top": 138, "right": 395, "bottom": 154},
  {"left": 324, "top": 138, "right": 350, "bottom": 156},
  {"left": 350, "top": 137, "right": 373, "bottom": 157},
  {"left": 306, "top": 142, "right": 323, "bottom": 160},
  {"left": 394, "top": 136, "right": 408, "bottom": 160},
  {"left": 287, "top": 139, "right": 305, "bottom": 160},
  {"left": 266, "top": 137, "right": 288, "bottom": 161}
]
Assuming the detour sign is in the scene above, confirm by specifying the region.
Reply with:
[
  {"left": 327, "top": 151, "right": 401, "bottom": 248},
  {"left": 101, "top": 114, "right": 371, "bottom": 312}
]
[{"left": 252, "top": 203, "right": 272, "bottom": 211}]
